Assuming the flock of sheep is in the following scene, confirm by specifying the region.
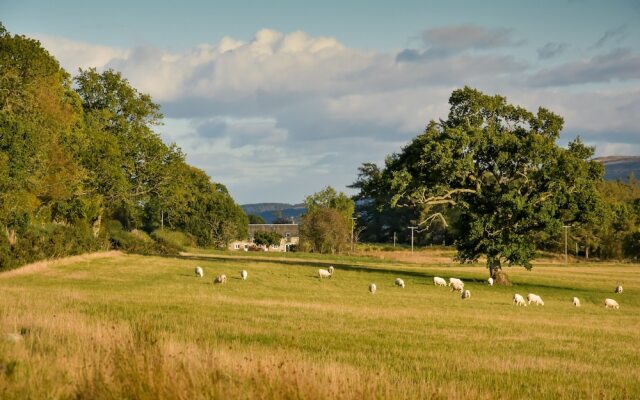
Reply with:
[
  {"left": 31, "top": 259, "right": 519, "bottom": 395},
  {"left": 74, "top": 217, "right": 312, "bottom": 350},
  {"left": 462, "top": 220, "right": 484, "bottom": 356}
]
[{"left": 193, "top": 265, "right": 625, "bottom": 309}]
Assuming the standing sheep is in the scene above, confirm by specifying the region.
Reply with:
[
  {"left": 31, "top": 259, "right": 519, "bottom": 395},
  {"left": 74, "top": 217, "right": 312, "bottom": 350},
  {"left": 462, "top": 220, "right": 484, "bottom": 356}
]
[
  {"left": 369, "top": 283, "right": 377, "bottom": 294},
  {"left": 449, "top": 278, "right": 464, "bottom": 287},
  {"left": 487, "top": 277, "right": 494, "bottom": 286},
  {"left": 513, "top": 293, "right": 527, "bottom": 306},
  {"left": 527, "top": 293, "right": 544, "bottom": 306},
  {"left": 395, "top": 278, "right": 405, "bottom": 288},
  {"left": 604, "top": 298, "right": 619, "bottom": 309},
  {"left": 241, "top": 270, "right": 248, "bottom": 280},
  {"left": 433, "top": 277, "right": 447, "bottom": 286},
  {"left": 615, "top": 285, "right": 623, "bottom": 294},
  {"left": 451, "top": 281, "right": 464, "bottom": 293},
  {"left": 214, "top": 274, "right": 227, "bottom": 284},
  {"left": 572, "top": 297, "right": 581, "bottom": 307},
  {"left": 461, "top": 289, "right": 471, "bottom": 299},
  {"left": 195, "top": 267, "right": 204, "bottom": 278}
]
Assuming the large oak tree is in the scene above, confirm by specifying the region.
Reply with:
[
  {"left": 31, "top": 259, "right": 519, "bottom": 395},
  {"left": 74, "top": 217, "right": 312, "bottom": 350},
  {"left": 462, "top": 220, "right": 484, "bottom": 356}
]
[{"left": 356, "top": 87, "right": 603, "bottom": 278}]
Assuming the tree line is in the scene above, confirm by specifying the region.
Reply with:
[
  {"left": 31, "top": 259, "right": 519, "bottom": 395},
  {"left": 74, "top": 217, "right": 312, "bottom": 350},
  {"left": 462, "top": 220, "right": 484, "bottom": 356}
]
[{"left": 0, "top": 25, "right": 246, "bottom": 270}]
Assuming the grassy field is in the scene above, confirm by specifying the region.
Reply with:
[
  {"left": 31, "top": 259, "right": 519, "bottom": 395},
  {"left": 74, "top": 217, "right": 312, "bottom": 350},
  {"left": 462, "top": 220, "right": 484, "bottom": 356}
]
[{"left": 0, "top": 250, "right": 639, "bottom": 399}]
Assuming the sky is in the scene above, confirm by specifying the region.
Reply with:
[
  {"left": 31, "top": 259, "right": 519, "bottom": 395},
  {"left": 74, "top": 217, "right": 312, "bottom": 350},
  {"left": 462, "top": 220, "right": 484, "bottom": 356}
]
[{"left": 3, "top": 0, "right": 640, "bottom": 204}]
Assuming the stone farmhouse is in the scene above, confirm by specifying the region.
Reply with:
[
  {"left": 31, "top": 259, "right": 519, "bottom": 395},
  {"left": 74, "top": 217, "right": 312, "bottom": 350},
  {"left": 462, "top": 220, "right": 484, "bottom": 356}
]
[{"left": 229, "top": 224, "right": 299, "bottom": 252}]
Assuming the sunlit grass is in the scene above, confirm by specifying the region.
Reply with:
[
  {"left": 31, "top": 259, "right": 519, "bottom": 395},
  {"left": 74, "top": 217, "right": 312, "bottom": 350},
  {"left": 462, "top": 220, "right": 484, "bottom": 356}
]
[{"left": 0, "top": 251, "right": 638, "bottom": 398}]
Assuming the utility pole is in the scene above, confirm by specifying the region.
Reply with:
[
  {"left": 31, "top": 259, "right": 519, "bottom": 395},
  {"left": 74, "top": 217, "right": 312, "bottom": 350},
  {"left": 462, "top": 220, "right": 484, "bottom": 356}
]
[
  {"left": 350, "top": 217, "right": 357, "bottom": 252},
  {"left": 393, "top": 232, "right": 396, "bottom": 248},
  {"left": 563, "top": 225, "right": 571, "bottom": 265},
  {"left": 408, "top": 226, "right": 418, "bottom": 253},
  {"left": 161, "top": 210, "right": 164, "bottom": 230}
]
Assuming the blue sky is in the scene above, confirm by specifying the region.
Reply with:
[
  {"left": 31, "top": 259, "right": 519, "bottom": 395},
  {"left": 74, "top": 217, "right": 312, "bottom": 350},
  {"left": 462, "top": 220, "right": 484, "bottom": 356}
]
[{"left": 2, "top": 0, "right": 640, "bottom": 204}]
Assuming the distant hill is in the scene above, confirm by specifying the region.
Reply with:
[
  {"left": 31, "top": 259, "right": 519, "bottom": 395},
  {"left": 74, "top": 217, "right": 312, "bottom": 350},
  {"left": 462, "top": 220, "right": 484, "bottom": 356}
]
[
  {"left": 241, "top": 203, "right": 306, "bottom": 223},
  {"left": 594, "top": 156, "right": 640, "bottom": 181}
]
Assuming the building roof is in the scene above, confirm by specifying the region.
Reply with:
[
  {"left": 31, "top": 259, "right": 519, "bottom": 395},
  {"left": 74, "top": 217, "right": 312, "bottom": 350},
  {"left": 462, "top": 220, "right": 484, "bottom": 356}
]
[{"left": 248, "top": 224, "right": 299, "bottom": 237}]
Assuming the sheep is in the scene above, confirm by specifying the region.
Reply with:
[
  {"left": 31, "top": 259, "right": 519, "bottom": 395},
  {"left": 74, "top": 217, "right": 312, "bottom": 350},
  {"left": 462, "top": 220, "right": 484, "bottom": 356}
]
[
  {"left": 461, "top": 289, "right": 471, "bottom": 299},
  {"left": 318, "top": 268, "right": 333, "bottom": 279},
  {"left": 572, "top": 297, "right": 581, "bottom": 307},
  {"left": 195, "top": 266, "right": 203, "bottom": 278},
  {"left": 449, "top": 278, "right": 464, "bottom": 288},
  {"left": 395, "top": 278, "right": 405, "bottom": 288},
  {"left": 451, "top": 281, "right": 464, "bottom": 293},
  {"left": 241, "top": 270, "right": 248, "bottom": 280},
  {"left": 487, "top": 277, "right": 494, "bottom": 286},
  {"left": 527, "top": 293, "right": 544, "bottom": 306},
  {"left": 214, "top": 274, "right": 227, "bottom": 284},
  {"left": 433, "top": 277, "right": 447, "bottom": 286},
  {"left": 369, "top": 283, "right": 377, "bottom": 294},
  {"left": 604, "top": 298, "right": 619, "bottom": 309},
  {"left": 328, "top": 266, "right": 335, "bottom": 275},
  {"left": 513, "top": 293, "right": 527, "bottom": 306},
  {"left": 615, "top": 285, "right": 623, "bottom": 294}
]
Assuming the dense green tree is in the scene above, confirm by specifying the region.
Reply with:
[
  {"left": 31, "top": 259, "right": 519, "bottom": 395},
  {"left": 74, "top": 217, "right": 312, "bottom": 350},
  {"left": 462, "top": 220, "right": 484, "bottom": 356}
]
[
  {"left": 253, "top": 231, "right": 282, "bottom": 248},
  {"left": 300, "top": 187, "right": 354, "bottom": 254},
  {"left": 361, "top": 87, "right": 603, "bottom": 277},
  {"left": 248, "top": 214, "right": 267, "bottom": 224}
]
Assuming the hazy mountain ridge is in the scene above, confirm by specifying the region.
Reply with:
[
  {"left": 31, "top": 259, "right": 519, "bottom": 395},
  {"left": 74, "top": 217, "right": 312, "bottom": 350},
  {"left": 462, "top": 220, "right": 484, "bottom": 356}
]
[
  {"left": 594, "top": 156, "right": 640, "bottom": 181},
  {"left": 241, "top": 203, "right": 306, "bottom": 223}
]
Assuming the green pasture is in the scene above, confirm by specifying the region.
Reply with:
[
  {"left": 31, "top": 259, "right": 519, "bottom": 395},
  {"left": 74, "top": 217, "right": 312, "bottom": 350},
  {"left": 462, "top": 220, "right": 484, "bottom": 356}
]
[{"left": 0, "top": 251, "right": 638, "bottom": 399}]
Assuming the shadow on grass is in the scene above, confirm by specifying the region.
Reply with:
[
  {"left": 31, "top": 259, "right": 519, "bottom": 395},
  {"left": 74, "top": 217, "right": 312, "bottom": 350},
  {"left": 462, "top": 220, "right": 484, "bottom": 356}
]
[{"left": 159, "top": 253, "right": 589, "bottom": 291}]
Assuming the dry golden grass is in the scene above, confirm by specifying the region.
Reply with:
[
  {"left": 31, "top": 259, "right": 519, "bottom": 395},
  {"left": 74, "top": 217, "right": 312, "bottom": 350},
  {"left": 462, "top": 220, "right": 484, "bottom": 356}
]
[{"left": 0, "top": 250, "right": 638, "bottom": 399}]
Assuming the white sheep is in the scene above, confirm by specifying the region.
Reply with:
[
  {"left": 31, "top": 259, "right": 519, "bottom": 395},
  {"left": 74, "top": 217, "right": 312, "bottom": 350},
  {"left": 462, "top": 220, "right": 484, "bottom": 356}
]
[
  {"left": 615, "top": 285, "right": 623, "bottom": 294},
  {"left": 433, "top": 277, "right": 447, "bottom": 286},
  {"left": 451, "top": 281, "right": 464, "bottom": 293},
  {"left": 604, "top": 298, "right": 619, "bottom": 309},
  {"left": 369, "top": 283, "right": 377, "bottom": 294},
  {"left": 487, "top": 277, "right": 494, "bottom": 286},
  {"left": 449, "top": 278, "right": 464, "bottom": 288},
  {"left": 513, "top": 293, "right": 527, "bottom": 306},
  {"left": 395, "top": 278, "right": 405, "bottom": 288},
  {"left": 461, "top": 289, "right": 471, "bottom": 299},
  {"left": 241, "top": 270, "right": 248, "bottom": 280},
  {"left": 318, "top": 268, "right": 332, "bottom": 279},
  {"left": 214, "top": 274, "right": 227, "bottom": 284},
  {"left": 572, "top": 297, "right": 581, "bottom": 307},
  {"left": 195, "top": 266, "right": 203, "bottom": 278},
  {"left": 527, "top": 293, "right": 544, "bottom": 306}
]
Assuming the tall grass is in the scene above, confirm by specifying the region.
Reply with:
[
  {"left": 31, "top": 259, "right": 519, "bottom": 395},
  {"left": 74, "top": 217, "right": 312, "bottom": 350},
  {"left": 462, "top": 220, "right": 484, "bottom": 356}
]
[{"left": 0, "top": 252, "right": 638, "bottom": 398}]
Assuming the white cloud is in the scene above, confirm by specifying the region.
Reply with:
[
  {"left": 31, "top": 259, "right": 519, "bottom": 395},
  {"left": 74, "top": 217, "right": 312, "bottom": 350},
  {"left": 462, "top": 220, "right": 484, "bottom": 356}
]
[
  {"left": 34, "top": 34, "right": 129, "bottom": 72},
  {"left": 38, "top": 28, "right": 640, "bottom": 203}
]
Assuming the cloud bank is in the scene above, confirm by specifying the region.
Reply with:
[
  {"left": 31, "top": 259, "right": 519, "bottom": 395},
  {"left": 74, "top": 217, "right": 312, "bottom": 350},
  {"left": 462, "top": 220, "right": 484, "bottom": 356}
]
[{"left": 36, "top": 28, "right": 640, "bottom": 203}]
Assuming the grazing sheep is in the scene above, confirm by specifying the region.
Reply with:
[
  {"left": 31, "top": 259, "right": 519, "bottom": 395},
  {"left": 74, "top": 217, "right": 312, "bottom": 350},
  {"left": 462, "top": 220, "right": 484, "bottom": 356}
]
[
  {"left": 449, "top": 278, "right": 464, "bottom": 289},
  {"left": 451, "top": 281, "right": 464, "bottom": 293},
  {"left": 369, "top": 283, "right": 377, "bottom": 294},
  {"left": 615, "top": 285, "right": 623, "bottom": 294},
  {"left": 318, "top": 268, "right": 333, "bottom": 279},
  {"left": 328, "top": 266, "right": 335, "bottom": 275},
  {"left": 572, "top": 297, "right": 581, "bottom": 307},
  {"left": 527, "top": 293, "right": 544, "bottom": 306},
  {"left": 461, "top": 289, "right": 471, "bottom": 299},
  {"left": 214, "top": 274, "right": 227, "bottom": 284},
  {"left": 513, "top": 293, "right": 527, "bottom": 306},
  {"left": 433, "top": 277, "right": 447, "bottom": 286},
  {"left": 487, "top": 277, "right": 494, "bottom": 286},
  {"left": 241, "top": 270, "right": 248, "bottom": 280},
  {"left": 195, "top": 266, "right": 203, "bottom": 278},
  {"left": 604, "top": 298, "right": 619, "bottom": 309},
  {"left": 395, "top": 278, "right": 405, "bottom": 288}
]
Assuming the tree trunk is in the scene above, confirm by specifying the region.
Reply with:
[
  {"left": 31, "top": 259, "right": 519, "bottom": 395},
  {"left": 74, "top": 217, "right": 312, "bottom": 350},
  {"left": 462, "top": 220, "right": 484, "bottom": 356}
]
[
  {"left": 586, "top": 246, "right": 589, "bottom": 260},
  {"left": 488, "top": 256, "right": 501, "bottom": 279}
]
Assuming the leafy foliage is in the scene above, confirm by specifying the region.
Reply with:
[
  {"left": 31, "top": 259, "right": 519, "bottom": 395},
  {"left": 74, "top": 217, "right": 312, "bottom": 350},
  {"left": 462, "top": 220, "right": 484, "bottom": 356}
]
[
  {"left": 253, "top": 231, "right": 282, "bottom": 247},
  {"left": 354, "top": 87, "right": 604, "bottom": 273},
  {"left": 0, "top": 26, "right": 246, "bottom": 268},
  {"left": 300, "top": 187, "right": 354, "bottom": 254}
]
